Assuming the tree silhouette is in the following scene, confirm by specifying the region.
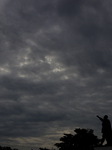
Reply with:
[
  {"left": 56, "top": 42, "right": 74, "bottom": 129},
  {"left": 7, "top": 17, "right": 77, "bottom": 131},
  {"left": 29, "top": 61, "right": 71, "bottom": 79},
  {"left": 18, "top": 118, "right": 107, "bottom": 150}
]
[
  {"left": 0, "top": 146, "right": 18, "bottom": 150},
  {"left": 54, "top": 128, "right": 100, "bottom": 150},
  {"left": 39, "top": 148, "right": 55, "bottom": 150}
]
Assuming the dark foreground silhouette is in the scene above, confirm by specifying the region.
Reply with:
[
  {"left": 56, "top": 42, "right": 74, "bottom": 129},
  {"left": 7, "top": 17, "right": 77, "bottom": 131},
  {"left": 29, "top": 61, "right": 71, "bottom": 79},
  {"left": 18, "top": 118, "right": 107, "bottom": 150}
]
[
  {"left": 54, "top": 128, "right": 100, "bottom": 150},
  {"left": 97, "top": 115, "right": 112, "bottom": 146}
]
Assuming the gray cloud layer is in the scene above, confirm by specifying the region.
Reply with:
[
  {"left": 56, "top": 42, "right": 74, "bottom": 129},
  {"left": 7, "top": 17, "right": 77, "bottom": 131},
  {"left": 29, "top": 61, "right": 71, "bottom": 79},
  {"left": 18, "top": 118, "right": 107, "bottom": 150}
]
[{"left": 0, "top": 0, "right": 112, "bottom": 149}]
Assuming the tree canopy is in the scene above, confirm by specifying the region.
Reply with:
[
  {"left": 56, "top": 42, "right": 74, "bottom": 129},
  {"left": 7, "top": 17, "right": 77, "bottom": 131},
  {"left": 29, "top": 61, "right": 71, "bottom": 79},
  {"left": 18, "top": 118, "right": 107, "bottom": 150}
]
[{"left": 54, "top": 128, "right": 100, "bottom": 150}]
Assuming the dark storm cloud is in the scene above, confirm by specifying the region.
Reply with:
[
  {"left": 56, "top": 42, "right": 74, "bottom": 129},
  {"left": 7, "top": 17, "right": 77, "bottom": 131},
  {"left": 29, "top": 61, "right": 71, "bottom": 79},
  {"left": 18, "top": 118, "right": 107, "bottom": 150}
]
[
  {"left": 58, "top": 0, "right": 83, "bottom": 16},
  {"left": 56, "top": 0, "right": 112, "bottom": 80},
  {"left": 0, "top": 0, "right": 112, "bottom": 149}
]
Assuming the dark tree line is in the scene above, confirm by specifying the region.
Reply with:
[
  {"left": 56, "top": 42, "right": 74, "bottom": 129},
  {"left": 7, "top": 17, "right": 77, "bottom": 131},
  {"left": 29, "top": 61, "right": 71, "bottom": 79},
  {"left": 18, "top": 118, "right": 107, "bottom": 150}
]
[
  {"left": 39, "top": 128, "right": 100, "bottom": 150},
  {"left": 0, "top": 146, "right": 18, "bottom": 150},
  {"left": 39, "top": 148, "right": 55, "bottom": 150}
]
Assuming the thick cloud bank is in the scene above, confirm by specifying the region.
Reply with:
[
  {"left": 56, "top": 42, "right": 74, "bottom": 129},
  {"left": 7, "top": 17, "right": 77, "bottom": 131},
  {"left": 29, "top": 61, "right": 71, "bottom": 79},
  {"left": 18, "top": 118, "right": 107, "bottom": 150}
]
[{"left": 0, "top": 0, "right": 112, "bottom": 149}]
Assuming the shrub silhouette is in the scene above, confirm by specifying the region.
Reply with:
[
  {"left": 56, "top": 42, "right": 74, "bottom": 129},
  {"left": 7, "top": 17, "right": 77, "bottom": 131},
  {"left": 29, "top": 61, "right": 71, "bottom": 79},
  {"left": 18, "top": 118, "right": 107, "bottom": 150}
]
[
  {"left": 0, "top": 146, "right": 18, "bottom": 150},
  {"left": 54, "top": 128, "right": 100, "bottom": 150},
  {"left": 39, "top": 148, "right": 55, "bottom": 150}
]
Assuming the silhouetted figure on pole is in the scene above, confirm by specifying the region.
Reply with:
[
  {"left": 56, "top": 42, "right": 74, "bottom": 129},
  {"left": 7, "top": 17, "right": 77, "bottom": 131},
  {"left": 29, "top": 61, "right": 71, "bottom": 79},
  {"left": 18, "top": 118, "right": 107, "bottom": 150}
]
[{"left": 97, "top": 115, "right": 112, "bottom": 146}]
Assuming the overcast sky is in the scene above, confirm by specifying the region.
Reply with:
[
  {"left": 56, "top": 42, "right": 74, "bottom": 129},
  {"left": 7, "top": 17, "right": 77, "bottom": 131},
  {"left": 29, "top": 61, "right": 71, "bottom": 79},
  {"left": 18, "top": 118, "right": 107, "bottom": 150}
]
[{"left": 0, "top": 0, "right": 112, "bottom": 150}]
